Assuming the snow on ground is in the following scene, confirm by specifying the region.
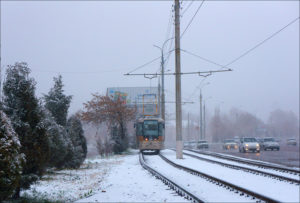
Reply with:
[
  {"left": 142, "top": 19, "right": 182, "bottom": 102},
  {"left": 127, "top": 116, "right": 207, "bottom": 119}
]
[
  {"left": 21, "top": 155, "right": 123, "bottom": 202},
  {"left": 184, "top": 150, "right": 300, "bottom": 180},
  {"left": 145, "top": 153, "right": 254, "bottom": 202},
  {"left": 162, "top": 149, "right": 300, "bottom": 202},
  {"left": 205, "top": 150, "right": 300, "bottom": 170},
  {"left": 78, "top": 150, "right": 188, "bottom": 202}
]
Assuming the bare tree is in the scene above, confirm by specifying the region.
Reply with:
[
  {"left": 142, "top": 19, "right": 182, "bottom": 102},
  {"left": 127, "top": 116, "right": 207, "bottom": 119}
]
[{"left": 81, "top": 94, "right": 136, "bottom": 154}]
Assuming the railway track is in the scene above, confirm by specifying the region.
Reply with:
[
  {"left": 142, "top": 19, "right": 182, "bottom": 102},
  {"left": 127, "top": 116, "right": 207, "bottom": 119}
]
[
  {"left": 158, "top": 153, "right": 280, "bottom": 203},
  {"left": 187, "top": 149, "right": 300, "bottom": 176},
  {"left": 139, "top": 153, "right": 204, "bottom": 203},
  {"left": 182, "top": 150, "right": 300, "bottom": 184}
]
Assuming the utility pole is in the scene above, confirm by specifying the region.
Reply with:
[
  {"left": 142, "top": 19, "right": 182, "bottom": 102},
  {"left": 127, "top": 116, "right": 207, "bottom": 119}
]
[
  {"left": 161, "top": 52, "right": 165, "bottom": 121},
  {"left": 200, "top": 89, "right": 203, "bottom": 140},
  {"left": 187, "top": 113, "right": 190, "bottom": 142},
  {"left": 175, "top": 0, "right": 183, "bottom": 159},
  {"left": 158, "top": 79, "right": 161, "bottom": 116},
  {"left": 203, "top": 102, "right": 206, "bottom": 139}
]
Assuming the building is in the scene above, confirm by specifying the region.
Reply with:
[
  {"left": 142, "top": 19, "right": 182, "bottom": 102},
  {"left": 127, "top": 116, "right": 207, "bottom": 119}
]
[{"left": 106, "top": 87, "right": 159, "bottom": 118}]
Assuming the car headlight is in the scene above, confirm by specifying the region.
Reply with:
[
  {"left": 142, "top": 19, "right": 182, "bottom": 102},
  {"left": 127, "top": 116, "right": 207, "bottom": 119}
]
[
  {"left": 256, "top": 144, "right": 259, "bottom": 147},
  {"left": 245, "top": 144, "right": 249, "bottom": 147}
]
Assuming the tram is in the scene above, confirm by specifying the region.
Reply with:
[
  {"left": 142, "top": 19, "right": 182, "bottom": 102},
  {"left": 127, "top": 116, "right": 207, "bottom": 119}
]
[{"left": 135, "top": 116, "right": 165, "bottom": 154}]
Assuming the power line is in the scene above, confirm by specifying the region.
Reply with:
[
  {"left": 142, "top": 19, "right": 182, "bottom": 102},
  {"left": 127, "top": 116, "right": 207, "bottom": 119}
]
[
  {"left": 126, "top": 49, "right": 175, "bottom": 74},
  {"left": 181, "top": 0, "right": 205, "bottom": 38},
  {"left": 224, "top": 16, "right": 300, "bottom": 67},
  {"left": 185, "top": 16, "right": 299, "bottom": 101},
  {"left": 181, "top": 0, "right": 195, "bottom": 16},
  {"left": 181, "top": 49, "right": 229, "bottom": 69}
]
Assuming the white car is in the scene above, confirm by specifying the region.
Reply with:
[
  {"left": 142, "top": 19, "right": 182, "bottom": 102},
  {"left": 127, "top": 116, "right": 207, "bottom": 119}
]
[
  {"left": 262, "top": 137, "right": 280, "bottom": 151},
  {"left": 239, "top": 137, "right": 260, "bottom": 153}
]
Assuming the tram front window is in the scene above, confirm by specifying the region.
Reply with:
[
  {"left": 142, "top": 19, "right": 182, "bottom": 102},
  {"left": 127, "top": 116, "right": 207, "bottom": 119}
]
[{"left": 143, "top": 120, "right": 158, "bottom": 137}]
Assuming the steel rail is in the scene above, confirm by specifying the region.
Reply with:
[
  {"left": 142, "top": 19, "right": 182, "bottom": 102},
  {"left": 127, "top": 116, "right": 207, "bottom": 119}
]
[
  {"left": 139, "top": 153, "right": 204, "bottom": 203},
  {"left": 182, "top": 151, "right": 300, "bottom": 184},
  {"left": 159, "top": 153, "right": 279, "bottom": 203},
  {"left": 187, "top": 149, "right": 300, "bottom": 175}
]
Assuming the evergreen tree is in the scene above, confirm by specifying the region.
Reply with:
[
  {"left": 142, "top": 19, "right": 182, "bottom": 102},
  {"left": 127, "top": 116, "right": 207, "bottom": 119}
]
[
  {"left": 64, "top": 115, "right": 87, "bottom": 168},
  {"left": 2, "top": 62, "right": 50, "bottom": 197},
  {"left": 44, "top": 75, "right": 72, "bottom": 126},
  {"left": 0, "top": 111, "right": 24, "bottom": 201},
  {"left": 42, "top": 108, "right": 69, "bottom": 169}
]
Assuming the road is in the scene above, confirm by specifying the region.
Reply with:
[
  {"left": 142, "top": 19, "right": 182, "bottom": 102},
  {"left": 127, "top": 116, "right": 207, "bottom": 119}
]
[{"left": 208, "top": 143, "right": 300, "bottom": 168}]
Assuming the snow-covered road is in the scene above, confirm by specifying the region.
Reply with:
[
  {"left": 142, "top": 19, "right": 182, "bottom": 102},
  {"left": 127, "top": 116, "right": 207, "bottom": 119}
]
[
  {"left": 78, "top": 152, "right": 187, "bottom": 202},
  {"left": 162, "top": 149, "right": 300, "bottom": 202}
]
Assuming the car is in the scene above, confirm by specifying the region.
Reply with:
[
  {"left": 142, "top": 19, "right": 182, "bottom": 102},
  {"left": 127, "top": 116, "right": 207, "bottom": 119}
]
[
  {"left": 262, "top": 137, "right": 280, "bottom": 151},
  {"left": 256, "top": 137, "right": 264, "bottom": 147},
  {"left": 223, "top": 139, "right": 238, "bottom": 150},
  {"left": 287, "top": 138, "right": 297, "bottom": 146},
  {"left": 197, "top": 140, "right": 209, "bottom": 149},
  {"left": 239, "top": 137, "right": 260, "bottom": 153}
]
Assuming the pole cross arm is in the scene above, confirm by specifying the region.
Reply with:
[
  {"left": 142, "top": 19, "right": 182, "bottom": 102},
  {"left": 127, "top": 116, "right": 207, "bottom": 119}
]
[{"left": 124, "top": 68, "right": 232, "bottom": 76}]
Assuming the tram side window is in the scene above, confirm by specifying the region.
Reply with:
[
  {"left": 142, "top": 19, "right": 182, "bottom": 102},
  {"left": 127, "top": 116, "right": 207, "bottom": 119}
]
[
  {"left": 159, "top": 123, "right": 164, "bottom": 137},
  {"left": 137, "top": 123, "right": 143, "bottom": 136}
]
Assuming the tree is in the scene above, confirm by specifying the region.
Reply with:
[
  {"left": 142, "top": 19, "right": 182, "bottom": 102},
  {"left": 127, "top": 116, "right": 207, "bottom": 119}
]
[
  {"left": 44, "top": 75, "right": 72, "bottom": 126},
  {"left": 81, "top": 94, "right": 136, "bottom": 154},
  {"left": 64, "top": 115, "right": 87, "bottom": 168},
  {"left": 267, "top": 109, "right": 299, "bottom": 138},
  {"left": 0, "top": 111, "right": 24, "bottom": 201},
  {"left": 2, "top": 62, "right": 50, "bottom": 197},
  {"left": 42, "top": 108, "right": 69, "bottom": 169}
]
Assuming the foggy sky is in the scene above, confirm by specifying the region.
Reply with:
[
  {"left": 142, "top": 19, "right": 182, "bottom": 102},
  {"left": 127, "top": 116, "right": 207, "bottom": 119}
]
[{"left": 1, "top": 1, "right": 299, "bottom": 122}]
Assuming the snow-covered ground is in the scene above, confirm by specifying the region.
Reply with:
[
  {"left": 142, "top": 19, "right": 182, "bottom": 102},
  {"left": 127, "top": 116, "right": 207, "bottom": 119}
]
[
  {"left": 162, "top": 149, "right": 300, "bottom": 202},
  {"left": 21, "top": 155, "right": 123, "bottom": 201},
  {"left": 21, "top": 149, "right": 299, "bottom": 202},
  {"left": 145, "top": 153, "right": 254, "bottom": 202},
  {"left": 78, "top": 151, "right": 187, "bottom": 202},
  {"left": 184, "top": 150, "right": 300, "bottom": 180},
  {"left": 21, "top": 151, "right": 187, "bottom": 202}
]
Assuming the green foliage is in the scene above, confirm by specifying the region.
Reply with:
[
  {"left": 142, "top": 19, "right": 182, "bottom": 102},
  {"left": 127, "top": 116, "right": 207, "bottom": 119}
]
[
  {"left": 0, "top": 111, "right": 24, "bottom": 201},
  {"left": 42, "top": 109, "right": 69, "bottom": 169},
  {"left": 44, "top": 75, "right": 72, "bottom": 127},
  {"left": 63, "top": 115, "right": 87, "bottom": 168},
  {"left": 2, "top": 62, "right": 50, "bottom": 195}
]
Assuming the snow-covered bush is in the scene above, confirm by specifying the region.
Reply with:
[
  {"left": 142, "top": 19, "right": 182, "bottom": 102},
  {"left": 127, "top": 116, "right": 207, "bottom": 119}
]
[
  {"left": 64, "top": 115, "right": 87, "bottom": 168},
  {"left": 0, "top": 111, "right": 24, "bottom": 201},
  {"left": 44, "top": 75, "right": 72, "bottom": 127},
  {"left": 2, "top": 62, "right": 50, "bottom": 197}
]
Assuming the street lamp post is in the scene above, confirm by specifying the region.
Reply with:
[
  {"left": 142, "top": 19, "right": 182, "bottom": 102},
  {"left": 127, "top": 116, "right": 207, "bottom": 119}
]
[
  {"left": 154, "top": 37, "right": 174, "bottom": 121},
  {"left": 199, "top": 82, "right": 209, "bottom": 140}
]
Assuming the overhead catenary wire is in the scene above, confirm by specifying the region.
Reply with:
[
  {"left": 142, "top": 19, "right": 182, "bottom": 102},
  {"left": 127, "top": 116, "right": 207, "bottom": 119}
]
[
  {"left": 181, "top": 49, "right": 230, "bottom": 69},
  {"left": 181, "top": 0, "right": 195, "bottom": 16},
  {"left": 186, "top": 16, "right": 300, "bottom": 101},
  {"left": 181, "top": 0, "right": 205, "bottom": 38},
  {"left": 223, "top": 16, "right": 300, "bottom": 68}
]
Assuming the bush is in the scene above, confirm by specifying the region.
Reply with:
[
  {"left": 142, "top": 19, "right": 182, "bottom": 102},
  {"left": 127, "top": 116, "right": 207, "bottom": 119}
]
[{"left": 0, "top": 111, "right": 24, "bottom": 201}]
